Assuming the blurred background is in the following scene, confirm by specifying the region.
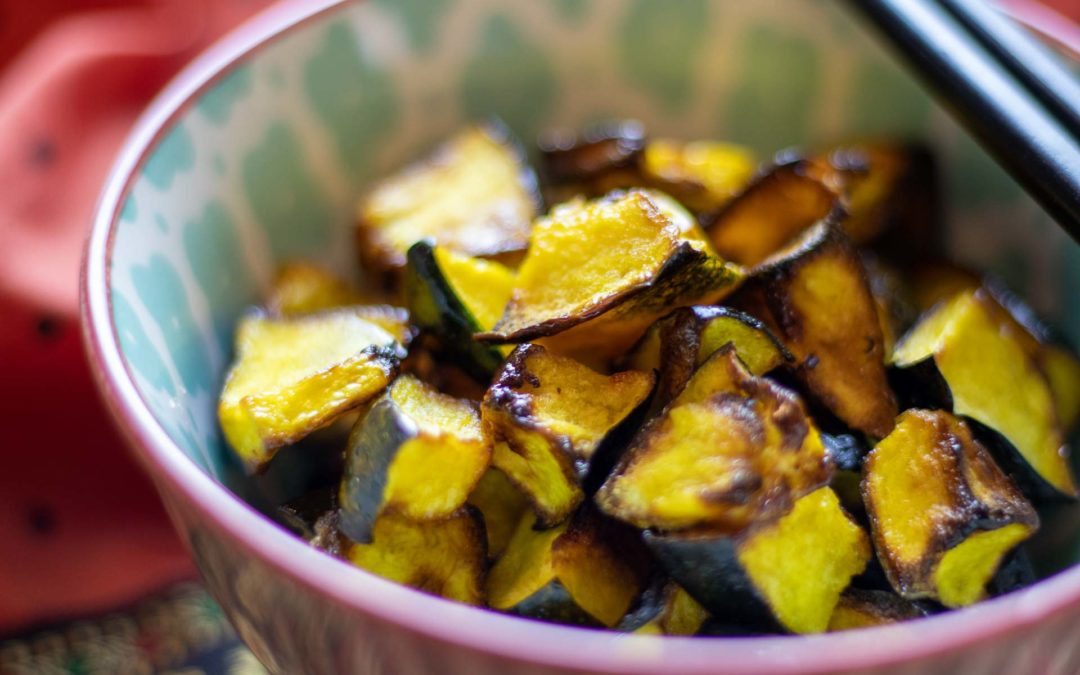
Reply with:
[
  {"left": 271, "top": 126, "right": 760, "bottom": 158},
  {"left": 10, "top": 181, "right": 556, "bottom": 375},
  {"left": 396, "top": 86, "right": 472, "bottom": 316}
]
[{"left": 0, "top": 1, "right": 1075, "bottom": 674}]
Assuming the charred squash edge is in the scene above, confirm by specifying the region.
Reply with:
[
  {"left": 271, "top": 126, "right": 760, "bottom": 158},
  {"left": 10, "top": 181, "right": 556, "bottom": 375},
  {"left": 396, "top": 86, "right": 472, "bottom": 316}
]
[{"left": 477, "top": 239, "right": 739, "bottom": 344}]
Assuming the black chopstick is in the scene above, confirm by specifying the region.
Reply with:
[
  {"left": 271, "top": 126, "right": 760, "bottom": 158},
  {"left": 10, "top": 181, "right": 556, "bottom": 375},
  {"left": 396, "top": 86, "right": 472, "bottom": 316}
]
[
  {"left": 941, "top": 0, "right": 1080, "bottom": 140},
  {"left": 847, "top": 0, "right": 1080, "bottom": 244}
]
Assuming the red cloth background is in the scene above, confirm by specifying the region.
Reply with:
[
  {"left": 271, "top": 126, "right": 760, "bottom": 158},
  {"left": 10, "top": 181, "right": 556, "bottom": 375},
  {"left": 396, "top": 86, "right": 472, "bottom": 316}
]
[
  {"left": 0, "top": 0, "right": 1075, "bottom": 638},
  {"left": 0, "top": 0, "right": 272, "bottom": 635}
]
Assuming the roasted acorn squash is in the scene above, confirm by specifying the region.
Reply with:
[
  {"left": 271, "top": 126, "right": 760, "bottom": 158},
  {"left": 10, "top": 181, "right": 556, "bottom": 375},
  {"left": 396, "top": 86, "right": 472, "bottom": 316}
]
[
  {"left": 218, "top": 309, "right": 403, "bottom": 471},
  {"left": 862, "top": 409, "right": 1039, "bottom": 607},
  {"left": 483, "top": 344, "right": 654, "bottom": 527},
  {"left": 597, "top": 345, "right": 831, "bottom": 532},
  {"left": 338, "top": 375, "right": 490, "bottom": 543},
  {"left": 645, "top": 487, "right": 871, "bottom": 634},
  {"left": 892, "top": 290, "right": 1077, "bottom": 499},
  {"left": 356, "top": 123, "right": 540, "bottom": 281}
]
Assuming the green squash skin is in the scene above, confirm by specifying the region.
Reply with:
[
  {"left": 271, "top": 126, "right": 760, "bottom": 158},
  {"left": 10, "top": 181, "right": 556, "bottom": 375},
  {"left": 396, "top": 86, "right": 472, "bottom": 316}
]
[
  {"left": 502, "top": 579, "right": 603, "bottom": 628},
  {"left": 405, "top": 240, "right": 505, "bottom": 380},
  {"left": 643, "top": 530, "right": 786, "bottom": 634},
  {"left": 612, "top": 575, "right": 670, "bottom": 632},
  {"left": 889, "top": 357, "right": 1073, "bottom": 503},
  {"left": 338, "top": 395, "right": 417, "bottom": 544}
]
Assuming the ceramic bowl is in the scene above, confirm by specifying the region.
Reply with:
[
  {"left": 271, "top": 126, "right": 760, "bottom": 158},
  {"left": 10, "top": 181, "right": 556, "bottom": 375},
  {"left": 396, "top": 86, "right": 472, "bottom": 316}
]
[{"left": 82, "top": 0, "right": 1080, "bottom": 672}]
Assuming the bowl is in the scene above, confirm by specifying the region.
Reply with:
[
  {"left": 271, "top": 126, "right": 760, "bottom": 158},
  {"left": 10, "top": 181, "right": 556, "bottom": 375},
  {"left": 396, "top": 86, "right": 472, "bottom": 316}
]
[{"left": 81, "top": 0, "right": 1080, "bottom": 672}]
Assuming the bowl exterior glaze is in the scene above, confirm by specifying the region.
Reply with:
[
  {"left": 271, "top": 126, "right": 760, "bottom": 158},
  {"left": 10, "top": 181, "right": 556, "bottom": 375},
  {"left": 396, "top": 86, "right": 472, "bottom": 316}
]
[{"left": 83, "top": 0, "right": 1080, "bottom": 673}]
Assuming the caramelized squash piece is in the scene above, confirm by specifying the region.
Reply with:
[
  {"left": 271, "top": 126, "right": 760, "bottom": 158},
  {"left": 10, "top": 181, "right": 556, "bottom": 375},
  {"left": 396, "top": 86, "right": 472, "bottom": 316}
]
[
  {"left": 628, "top": 305, "right": 790, "bottom": 412},
  {"left": 346, "top": 508, "right": 487, "bottom": 606},
  {"left": 646, "top": 487, "right": 871, "bottom": 634},
  {"left": 597, "top": 346, "right": 831, "bottom": 532},
  {"left": 862, "top": 409, "right": 1039, "bottom": 607},
  {"left": 823, "top": 143, "right": 938, "bottom": 250},
  {"left": 736, "top": 222, "right": 898, "bottom": 438},
  {"left": 538, "top": 120, "right": 646, "bottom": 188},
  {"left": 405, "top": 241, "right": 515, "bottom": 378},
  {"left": 467, "top": 468, "right": 530, "bottom": 559},
  {"left": 827, "top": 589, "right": 925, "bottom": 631},
  {"left": 478, "top": 190, "right": 743, "bottom": 362},
  {"left": 622, "top": 582, "right": 709, "bottom": 636},
  {"left": 640, "top": 139, "right": 756, "bottom": 214},
  {"left": 265, "top": 263, "right": 416, "bottom": 343},
  {"left": 267, "top": 262, "right": 363, "bottom": 315},
  {"left": 218, "top": 310, "right": 403, "bottom": 471},
  {"left": 487, "top": 510, "right": 648, "bottom": 627},
  {"left": 892, "top": 290, "right": 1077, "bottom": 498},
  {"left": 704, "top": 156, "right": 844, "bottom": 267},
  {"left": 483, "top": 344, "right": 654, "bottom": 527},
  {"left": 338, "top": 375, "right": 490, "bottom": 543},
  {"left": 356, "top": 123, "right": 540, "bottom": 279}
]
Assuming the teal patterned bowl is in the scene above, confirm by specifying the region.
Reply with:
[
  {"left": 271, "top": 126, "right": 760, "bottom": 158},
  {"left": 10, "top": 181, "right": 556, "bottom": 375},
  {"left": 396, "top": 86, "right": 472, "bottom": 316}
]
[{"left": 82, "top": 0, "right": 1080, "bottom": 672}]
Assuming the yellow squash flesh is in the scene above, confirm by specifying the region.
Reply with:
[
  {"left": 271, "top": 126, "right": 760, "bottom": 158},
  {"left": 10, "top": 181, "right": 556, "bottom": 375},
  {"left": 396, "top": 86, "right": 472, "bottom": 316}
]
[
  {"left": 737, "top": 487, "right": 871, "bottom": 634},
  {"left": 218, "top": 310, "right": 401, "bottom": 471},
  {"left": 862, "top": 409, "right": 1039, "bottom": 607},
  {"left": 347, "top": 509, "right": 487, "bottom": 605},
  {"left": 356, "top": 124, "right": 537, "bottom": 276},
  {"left": 479, "top": 191, "right": 743, "bottom": 362},
  {"left": 484, "top": 344, "right": 654, "bottom": 527},
  {"left": 894, "top": 290, "right": 1076, "bottom": 497},
  {"left": 597, "top": 346, "right": 831, "bottom": 532},
  {"left": 487, "top": 511, "right": 646, "bottom": 627},
  {"left": 640, "top": 139, "right": 757, "bottom": 214}
]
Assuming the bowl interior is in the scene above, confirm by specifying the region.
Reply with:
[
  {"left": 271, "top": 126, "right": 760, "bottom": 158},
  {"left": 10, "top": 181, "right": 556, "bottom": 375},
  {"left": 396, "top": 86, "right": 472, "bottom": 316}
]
[{"left": 104, "top": 0, "right": 1080, "bottom": 582}]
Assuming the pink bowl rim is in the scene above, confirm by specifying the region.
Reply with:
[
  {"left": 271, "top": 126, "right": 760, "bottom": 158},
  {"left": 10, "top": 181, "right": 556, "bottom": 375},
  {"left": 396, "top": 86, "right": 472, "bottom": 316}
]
[{"left": 80, "top": 1, "right": 1080, "bottom": 672}]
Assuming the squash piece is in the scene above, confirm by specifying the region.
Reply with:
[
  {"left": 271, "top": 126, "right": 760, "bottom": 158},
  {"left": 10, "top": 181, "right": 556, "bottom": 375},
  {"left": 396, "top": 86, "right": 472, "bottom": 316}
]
[
  {"left": 620, "top": 582, "right": 709, "bottom": 636},
  {"left": 597, "top": 346, "right": 832, "bottom": 532},
  {"left": 982, "top": 280, "right": 1080, "bottom": 433},
  {"left": 645, "top": 487, "right": 871, "bottom": 634},
  {"left": 827, "top": 589, "right": 925, "bottom": 631},
  {"left": 405, "top": 241, "right": 515, "bottom": 379},
  {"left": 346, "top": 508, "right": 487, "bottom": 606},
  {"left": 538, "top": 120, "right": 646, "bottom": 193},
  {"left": 218, "top": 310, "right": 403, "bottom": 471},
  {"left": 735, "top": 222, "right": 898, "bottom": 438},
  {"left": 627, "top": 305, "right": 791, "bottom": 413},
  {"left": 639, "top": 139, "right": 757, "bottom": 214},
  {"left": 908, "top": 260, "right": 981, "bottom": 312},
  {"left": 467, "top": 468, "right": 530, "bottom": 559},
  {"left": 487, "top": 509, "right": 649, "bottom": 627},
  {"left": 860, "top": 253, "right": 917, "bottom": 363},
  {"left": 356, "top": 123, "right": 540, "bottom": 279},
  {"left": 483, "top": 344, "right": 654, "bottom": 527},
  {"left": 822, "top": 143, "right": 939, "bottom": 251},
  {"left": 892, "top": 290, "right": 1077, "bottom": 498},
  {"left": 704, "top": 156, "right": 845, "bottom": 267},
  {"left": 1044, "top": 345, "right": 1080, "bottom": 433},
  {"left": 908, "top": 271, "right": 1080, "bottom": 432},
  {"left": 862, "top": 409, "right": 1040, "bottom": 607},
  {"left": 478, "top": 190, "right": 743, "bottom": 363},
  {"left": 266, "top": 262, "right": 364, "bottom": 315},
  {"left": 338, "top": 375, "right": 490, "bottom": 543},
  {"left": 264, "top": 263, "right": 417, "bottom": 344}
]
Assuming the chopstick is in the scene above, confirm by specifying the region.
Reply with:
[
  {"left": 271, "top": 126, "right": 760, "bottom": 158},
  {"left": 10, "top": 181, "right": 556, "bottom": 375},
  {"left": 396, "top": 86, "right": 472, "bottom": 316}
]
[
  {"left": 941, "top": 0, "right": 1080, "bottom": 140},
  {"left": 847, "top": 0, "right": 1080, "bottom": 244}
]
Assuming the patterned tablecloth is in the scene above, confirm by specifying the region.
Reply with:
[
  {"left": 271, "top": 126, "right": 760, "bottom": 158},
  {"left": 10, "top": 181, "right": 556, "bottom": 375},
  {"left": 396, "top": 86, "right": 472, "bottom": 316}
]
[{"left": 0, "top": 584, "right": 264, "bottom": 675}]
